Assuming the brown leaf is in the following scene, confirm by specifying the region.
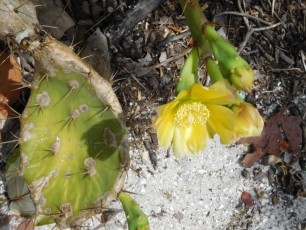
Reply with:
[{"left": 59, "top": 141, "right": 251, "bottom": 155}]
[
  {"left": 240, "top": 110, "right": 302, "bottom": 160},
  {"left": 0, "top": 52, "right": 22, "bottom": 128},
  {"left": 0, "top": 51, "right": 22, "bottom": 105},
  {"left": 241, "top": 191, "right": 254, "bottom": 208},
  {"left": 0, "top": 101, "right": 9, "bottom": 129},
  {"left": 280, "top": 115, "right": 302, "bottom": 155},
  {"left": 17, "top": 218, "right": 34, "bottom": 230},
  {"left": 279, "top": 139, "right": 289, "bottom": 151},
  {"left": 0, "top": 215, "right": 34, "bottom": 230},
  {"left": 242, "top": 148, "right": 265, "bottom": 168}
]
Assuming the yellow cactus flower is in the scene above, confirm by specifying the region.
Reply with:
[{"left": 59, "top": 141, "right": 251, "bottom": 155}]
[
  {"left": 232, "top": 102, "right": 264, "bottom": 138},
  {"left": 154, "top": 80, "right": 242, "bottom": 157}
]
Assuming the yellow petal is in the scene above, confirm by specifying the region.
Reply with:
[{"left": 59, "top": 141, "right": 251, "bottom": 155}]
[
  {"left": 186, "top": 124, "right": 209, "bottom": 154},
  {"left": 233, "top": 102, "right": 264, "bottom": 138},
  {"left": 172, "top": 124, "right": 209, "bottom": 157},
  {"left": 156, "top": 89, "right": 188, "bottom": 116},
  {"left": 154, "top": 111, "right": 176, "bottom": 149},
  {"left": 206, "top": 104, "right": 237, "bottom": 144},
  {"left": 172, "top": 125, "right": 191, "bottom": 157},
  {"left": 190, "top": 81, "right": 241, "bottom": 105}
]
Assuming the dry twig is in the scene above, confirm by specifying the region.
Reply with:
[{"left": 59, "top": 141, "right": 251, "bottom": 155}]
[{"left": 238, "top": 22, "right": 282, "bottom": 54}]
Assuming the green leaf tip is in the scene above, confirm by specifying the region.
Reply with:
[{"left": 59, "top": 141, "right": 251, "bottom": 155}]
[
  {"left": 176, "top": 47, "right": 200, "bottom": 93},
  {"left": 119, "top": 192, "right": 149, "bottom": 230}
]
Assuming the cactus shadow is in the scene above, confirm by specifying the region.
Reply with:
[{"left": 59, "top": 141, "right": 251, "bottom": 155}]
[{"left": 81, "top": 119, "right": 122, "bottom": 162}]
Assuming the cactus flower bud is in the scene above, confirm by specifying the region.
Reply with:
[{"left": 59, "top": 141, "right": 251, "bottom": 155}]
[
  {"left": 232, "top": 102, "right": 264, "bottom": 138},
  {"left": 205, "top": 25, "right": 255, "bottom": 92},
  {"left": 229, "top": 67, "right": 254, "bottom": 93}
]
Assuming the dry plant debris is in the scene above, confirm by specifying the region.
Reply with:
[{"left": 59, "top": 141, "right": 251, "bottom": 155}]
[
  {"left": 240, "top": 191, "right": 254, "bottom": 209},
  {"left": 0, "top": 52, "right": 22, "bottom": 130},
  {"left": 241, "top": 109, "right": 302, "bottom": 168}
]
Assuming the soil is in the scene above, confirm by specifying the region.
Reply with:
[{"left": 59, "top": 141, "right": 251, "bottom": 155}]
[{"left": 0, "top": 0, "right": 305, "bottom": 229}]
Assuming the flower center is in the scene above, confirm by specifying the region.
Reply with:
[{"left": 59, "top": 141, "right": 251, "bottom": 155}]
[{"left": 174, "top": 102, "right": 210, "bottom": 127}]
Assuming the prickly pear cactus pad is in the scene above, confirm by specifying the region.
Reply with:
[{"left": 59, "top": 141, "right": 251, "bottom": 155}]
[{"left": 5, "top": 36, "right": 129, "bottom": 228}]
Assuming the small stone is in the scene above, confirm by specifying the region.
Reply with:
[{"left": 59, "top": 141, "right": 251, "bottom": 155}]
[
  {"left": 241, "top": 191, "right": 254, "bottom": 208},
  {"left": 159, "top": 51, "right": 167, "bottom": 63},
  {"left": 173, "top": 212, "right": 184, "bottom": 222}
]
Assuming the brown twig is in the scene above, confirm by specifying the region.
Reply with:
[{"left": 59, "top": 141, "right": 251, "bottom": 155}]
[
  {"left": 156, "top": 31, "right": 191, "bottom": 50},
  {"left": 216, "top": 11, "right": 273, "bottom": 26},
  {"left": 237, "top": 0, "right": 250, "bottom": 30},
  {"left": 238, "top": 22, "right": 282, "bottom": 54}
]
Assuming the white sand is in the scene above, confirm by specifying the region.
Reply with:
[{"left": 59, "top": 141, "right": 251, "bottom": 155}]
[
  {"left": 21, "top": 138, "right": 306, "bottom": 229},
  {"left": 98, "top": 138, "right": 306, "bottom": 230}
]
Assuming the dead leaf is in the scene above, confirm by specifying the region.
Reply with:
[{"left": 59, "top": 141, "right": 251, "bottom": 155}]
[
  {"left": 17, "top": 218, "right": 34, "bottom": 230},
  {"left": 240, "top": 110, "right": 302, "bottom": 167},
  {"left": 0, "top": 51, "right": 22, "bottom": 105},
  {"left": 0, "top": 51, "right": 22, "bottom": 129},
  {"left": 0, "top": 100, "right": 9, "bottom": 129},
  {"left": 242, "top": 148, "right": 265, "bottom": 168},
  {"left": 279, "top": 139, "right": 289, "bottom": 151},
  {"left": 280, "top": 115, "right": 302, "bottom": 155},
  {"left": 0, "top": 215, "right": 34, "bottom": 230},
  {"left": 241, "top": 191, "right": 254, "bottom": 208}
]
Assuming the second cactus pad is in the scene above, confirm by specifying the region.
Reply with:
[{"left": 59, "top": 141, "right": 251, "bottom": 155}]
[{"left": 16, "top": 68, "right": 127, "bottom": 226}]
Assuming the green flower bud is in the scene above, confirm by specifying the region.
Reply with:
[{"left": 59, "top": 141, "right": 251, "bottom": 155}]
[
  {"left": 229, "top": 67, "right": 254, "bottom": 93},
  {"left": 205, "top": 25, "right": 254, "bottom": 92},
  {"left": 206, "top": 58, "right": 224, "bottom": 83}
]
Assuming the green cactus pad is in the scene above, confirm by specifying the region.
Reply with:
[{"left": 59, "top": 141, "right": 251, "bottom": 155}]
[
  {"left": 13, "top": 69, "right": 127, "bottom": 226},
  {"left": 6, "top": 63, "right": 129, "bottom": 227}
]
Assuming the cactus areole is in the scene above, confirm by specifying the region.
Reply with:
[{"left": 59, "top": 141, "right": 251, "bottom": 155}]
[{"left": 5, "top": 35, "right": 129, "bottom": 227}]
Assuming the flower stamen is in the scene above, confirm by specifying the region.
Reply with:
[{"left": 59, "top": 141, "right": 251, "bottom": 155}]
[{"left": 174, "top": 102, "right": 210, "bottom": 127}]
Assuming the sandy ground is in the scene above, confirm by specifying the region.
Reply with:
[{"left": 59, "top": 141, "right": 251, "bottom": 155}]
[
  {"left": 2, "top": 137, "right": 302, "bottom": 229},
  {"left": 76, "top": 137, "right": 306, "bottom": 230}
]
